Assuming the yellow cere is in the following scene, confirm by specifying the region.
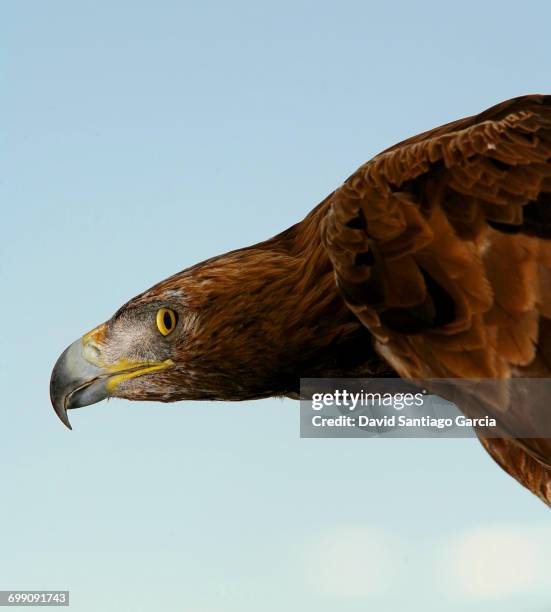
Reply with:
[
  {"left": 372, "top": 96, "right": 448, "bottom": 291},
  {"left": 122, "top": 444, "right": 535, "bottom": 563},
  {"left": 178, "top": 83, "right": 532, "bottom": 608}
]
[
  {"left": 80, "top": 321, "right": 174, "bottom": 393},
  {"left": 156, "top": 308, "right": 177, "bottom": 336}
]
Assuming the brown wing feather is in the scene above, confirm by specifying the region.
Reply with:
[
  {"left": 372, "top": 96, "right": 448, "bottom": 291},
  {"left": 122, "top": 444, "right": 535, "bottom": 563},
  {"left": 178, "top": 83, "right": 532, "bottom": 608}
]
[{"left": 322, "top": 94, "right": 551, "bottom": 504}]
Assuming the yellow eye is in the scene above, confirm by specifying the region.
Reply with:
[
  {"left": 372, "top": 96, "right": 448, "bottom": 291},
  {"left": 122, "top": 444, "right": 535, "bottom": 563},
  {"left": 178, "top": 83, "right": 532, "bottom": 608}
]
[{"left": 156, "top": 308, "right": 178, "bottom": 336}]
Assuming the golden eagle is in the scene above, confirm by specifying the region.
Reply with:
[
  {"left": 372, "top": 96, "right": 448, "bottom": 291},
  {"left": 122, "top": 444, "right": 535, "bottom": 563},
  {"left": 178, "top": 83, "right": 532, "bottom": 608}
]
[{"left": 51, "top": 95, "right": 551, "bottom": 505}]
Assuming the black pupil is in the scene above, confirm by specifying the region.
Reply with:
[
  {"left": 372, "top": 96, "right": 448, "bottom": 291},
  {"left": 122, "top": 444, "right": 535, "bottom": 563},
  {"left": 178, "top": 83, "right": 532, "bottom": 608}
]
[{"left": 163, "top": 311, "right": 173, "bottom": 330}]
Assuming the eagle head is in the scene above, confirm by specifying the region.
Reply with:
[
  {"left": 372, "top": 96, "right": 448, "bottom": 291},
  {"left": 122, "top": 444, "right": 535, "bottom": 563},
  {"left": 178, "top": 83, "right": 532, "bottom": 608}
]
[{"left": 50, "top": 235, "right": 363, "bottom": 429}]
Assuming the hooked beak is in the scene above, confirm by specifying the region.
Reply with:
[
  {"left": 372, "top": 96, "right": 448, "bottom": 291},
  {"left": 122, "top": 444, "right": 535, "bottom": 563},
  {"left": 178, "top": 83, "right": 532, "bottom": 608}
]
[
  {"left": 49, "top": 324, "right": 173, "bottom": 430},
  {"left": 50, "top": 338, "right": 110, "bottom": 430}
]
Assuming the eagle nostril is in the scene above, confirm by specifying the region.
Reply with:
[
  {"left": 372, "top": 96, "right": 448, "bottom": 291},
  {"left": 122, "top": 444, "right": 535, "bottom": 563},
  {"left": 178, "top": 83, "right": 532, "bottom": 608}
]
[{"left": 82, "top": 342, "right": 101, "bottom": 364}]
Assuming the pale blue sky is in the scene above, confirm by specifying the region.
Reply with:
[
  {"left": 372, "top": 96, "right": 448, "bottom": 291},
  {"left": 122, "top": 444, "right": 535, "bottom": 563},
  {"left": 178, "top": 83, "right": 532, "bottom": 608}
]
[{"left": 2, "top": 1, "right": 550, "bottom": 611}]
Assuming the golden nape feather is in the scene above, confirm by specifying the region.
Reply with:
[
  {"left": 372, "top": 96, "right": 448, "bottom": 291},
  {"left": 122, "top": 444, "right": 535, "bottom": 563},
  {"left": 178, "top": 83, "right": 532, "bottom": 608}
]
[{"left": 51, "top": 94, "right": 551, "bottom": 506}]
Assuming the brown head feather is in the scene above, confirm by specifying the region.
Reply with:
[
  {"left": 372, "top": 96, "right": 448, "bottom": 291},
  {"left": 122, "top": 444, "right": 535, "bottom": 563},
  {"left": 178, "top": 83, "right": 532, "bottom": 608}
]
[{"left": 122, "top": 201, "right": 394, "bottom": 402}]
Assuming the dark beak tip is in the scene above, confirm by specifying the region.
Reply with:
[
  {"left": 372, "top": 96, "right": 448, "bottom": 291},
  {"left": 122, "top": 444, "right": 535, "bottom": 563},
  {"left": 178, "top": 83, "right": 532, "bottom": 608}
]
[
  {"left": 50, "top": 391, "right": 73, "bottom": 430},
  {"left": 49, "top": 349, "right": 74, "bottom": 431},
  {"left": 57, "top": 409, "right": 73, "bottom": 430}
]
